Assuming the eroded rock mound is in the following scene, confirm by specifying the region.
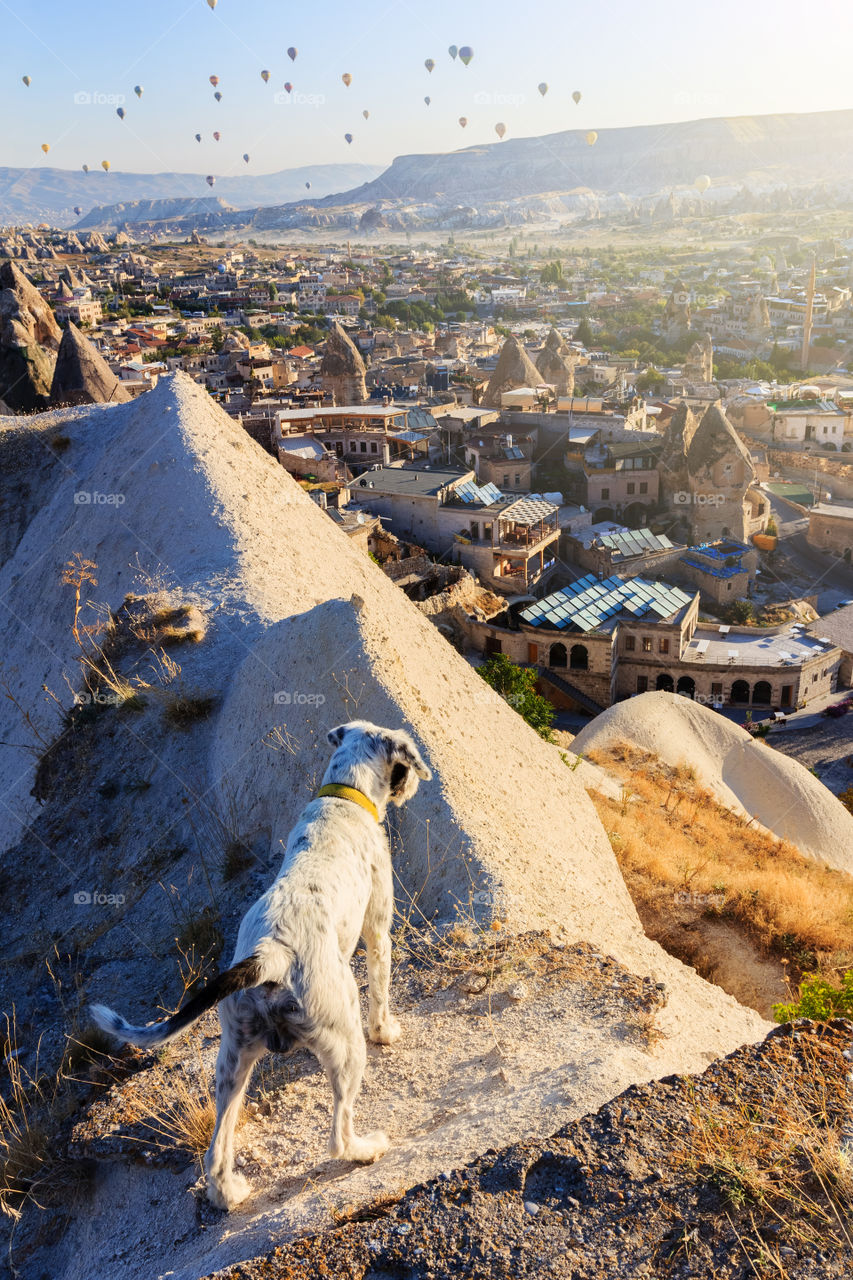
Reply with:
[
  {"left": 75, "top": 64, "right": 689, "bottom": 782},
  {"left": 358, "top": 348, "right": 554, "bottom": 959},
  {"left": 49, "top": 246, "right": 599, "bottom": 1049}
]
[
  {"left": 320, "top": 320, "right": 367, "bottom": 405},
  {"left": 49, "top": 321, "right": 131, "bottom": 406},
  {"left": 483, "top": 335, "right": 542, "bottom": 407},
  {"left": 0, "top": 260, "right": 61, "bottom": 412}
]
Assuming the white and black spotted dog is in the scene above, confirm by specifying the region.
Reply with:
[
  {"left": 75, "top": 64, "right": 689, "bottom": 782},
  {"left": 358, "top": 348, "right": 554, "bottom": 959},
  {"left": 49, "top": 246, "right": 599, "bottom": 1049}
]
[{"left": 92, "top": 720, "right": 431, "bottom": 1210}]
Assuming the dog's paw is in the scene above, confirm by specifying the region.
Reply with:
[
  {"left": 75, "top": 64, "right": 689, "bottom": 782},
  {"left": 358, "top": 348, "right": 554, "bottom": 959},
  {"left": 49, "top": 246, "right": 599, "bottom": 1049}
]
[
  {"left": 340, "top": 1130, "right": 389, "bottom": 1164},
  {"left": 369, "top": 1016, "right": 401, "bottom": 1046},
  {"left": 206, "top": 1171, "right": 252, "bottom": 1211}
]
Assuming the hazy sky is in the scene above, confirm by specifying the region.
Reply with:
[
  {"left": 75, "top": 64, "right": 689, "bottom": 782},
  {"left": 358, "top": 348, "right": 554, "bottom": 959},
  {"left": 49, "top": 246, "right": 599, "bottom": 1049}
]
[{"left": 2, "top": 0, "right": 851, "bottom": 177}]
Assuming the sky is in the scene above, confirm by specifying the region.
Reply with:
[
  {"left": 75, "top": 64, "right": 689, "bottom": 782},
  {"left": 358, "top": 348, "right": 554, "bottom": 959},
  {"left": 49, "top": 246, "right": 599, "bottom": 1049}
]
[{"left": 1, "top": 0, "right": 852, "bottom": 179}]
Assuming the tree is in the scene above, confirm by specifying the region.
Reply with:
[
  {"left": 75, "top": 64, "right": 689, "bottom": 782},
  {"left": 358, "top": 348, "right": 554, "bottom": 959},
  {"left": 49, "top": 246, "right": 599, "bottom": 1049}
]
[
  {"left": 574, "top": 317, "right": 594, "bottom": 347},
  {"left": 636, "top": 366, "right": 665, "bottom": 393},
  {"left": 268, "top": 283, "right": 278, "bottom": 302},
  {"left": 725, "top": 599, "right": 755, "bottom": 624},
  {"left": 477, "top": 654, "right": 555, "bottom": 740}
]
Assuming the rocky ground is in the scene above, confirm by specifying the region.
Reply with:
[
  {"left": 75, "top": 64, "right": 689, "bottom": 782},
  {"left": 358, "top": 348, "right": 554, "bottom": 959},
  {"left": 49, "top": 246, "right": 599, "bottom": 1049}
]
[{"left": 209, "top": 1020, "right": 853, "bottom": 1280}]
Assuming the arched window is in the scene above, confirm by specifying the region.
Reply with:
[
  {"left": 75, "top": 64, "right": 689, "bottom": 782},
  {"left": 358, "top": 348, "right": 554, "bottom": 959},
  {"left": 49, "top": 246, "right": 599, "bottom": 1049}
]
[
  {"left": 676, "top": 675, "right": 696, "bottom": 699},
  {"left": 752, "top": 681, "right": 772, "bottom": 705},
  {"left": 656, "top": 673, "right": 674, "bottom": 692},
  {"left": 549, "top": 642, "right": 567, "bottom": 668},
  {"left": 731, "top": 679, "right": 750, "bottom": 704},
  {"left": 569, "top": 644, "right": 589, "bottom": 671}
]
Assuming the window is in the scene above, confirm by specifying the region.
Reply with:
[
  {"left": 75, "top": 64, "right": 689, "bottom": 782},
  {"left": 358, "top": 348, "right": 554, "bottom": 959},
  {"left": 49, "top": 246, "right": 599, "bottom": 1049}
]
[
  {"left": 470, "top": 522, "right": 479, "bottom": 540},
  {"left": 484, "top": 523, "right": 493, "bottom": 541},
  {"left": 639, "top": 482, "right": 648, "bottom": 495},
  {"left": 570, "top": 644, "right": 588, "bottom": 670},
  {"left": 642, "top": 637, "right": 652, "bottom": 653},
  {"left": 503, "top": 475, "right": 510, "bottom": 487},
  {"left": 624, "top": 635, "right": 636, "bottom": 652},
  {"left": 636, "top": 676, "right": 648, "bottom": 694},
  {"left": 370, "top": 442, "right": 378, "bottom": 453},
  {"left": 600, "top": 488, "right": 610, "bottom": 500},
  {"left": 514, "top": 473, "right": 521, "bottom": 485},
  {"left": 360, "top": 441, "right": 367, "bottom": 453},
  {"left": 627, "top": 483, "right": 635, "bottom": 496},
  {"left": 659, "top": 637, "right": 670, "bottom": 654}
]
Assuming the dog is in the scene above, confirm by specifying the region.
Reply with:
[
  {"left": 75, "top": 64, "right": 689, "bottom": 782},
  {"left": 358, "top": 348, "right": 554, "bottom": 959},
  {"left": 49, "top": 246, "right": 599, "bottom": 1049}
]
[{"left": 91, "top": 720, "right": 432, "bottom": 1210}]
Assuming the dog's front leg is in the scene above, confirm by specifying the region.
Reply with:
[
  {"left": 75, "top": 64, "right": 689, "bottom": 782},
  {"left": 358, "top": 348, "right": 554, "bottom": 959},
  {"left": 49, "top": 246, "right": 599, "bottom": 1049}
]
[{"left": 364, "top": 925, "right": 400, "bottom": 1045}]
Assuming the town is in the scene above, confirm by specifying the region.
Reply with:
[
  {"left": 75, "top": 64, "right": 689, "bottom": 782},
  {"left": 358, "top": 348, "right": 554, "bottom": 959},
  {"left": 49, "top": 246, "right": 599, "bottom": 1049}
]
[{"left": 3, "top": 221, "right": 850, "bottom": 726}]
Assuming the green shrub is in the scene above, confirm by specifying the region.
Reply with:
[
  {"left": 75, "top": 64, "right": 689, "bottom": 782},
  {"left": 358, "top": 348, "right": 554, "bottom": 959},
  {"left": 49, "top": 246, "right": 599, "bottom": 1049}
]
[{"left": 773, "top": 970, "right": 853, "bottom": 1022}]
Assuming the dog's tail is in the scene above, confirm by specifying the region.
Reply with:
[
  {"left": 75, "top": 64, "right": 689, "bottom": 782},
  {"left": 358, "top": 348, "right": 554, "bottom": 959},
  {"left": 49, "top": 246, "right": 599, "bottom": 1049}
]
[{"left": 90, "top": 955, "right": 263, "bottom": 1049}]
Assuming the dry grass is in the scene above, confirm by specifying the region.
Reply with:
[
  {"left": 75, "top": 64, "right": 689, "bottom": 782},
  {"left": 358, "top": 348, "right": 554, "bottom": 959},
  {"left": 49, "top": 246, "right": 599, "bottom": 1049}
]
[
  {"left": 681, "top": 1032, "right": 853, "bottom": 1266},
  {"left": 587, "top": 742, "right": 853, "bottom": 970},
  {"left": 120, "top": 1051, "right": 236, "bottom": 1159},
  {"left": 163, "top": 693, "right": 217, "bottom": 728}
]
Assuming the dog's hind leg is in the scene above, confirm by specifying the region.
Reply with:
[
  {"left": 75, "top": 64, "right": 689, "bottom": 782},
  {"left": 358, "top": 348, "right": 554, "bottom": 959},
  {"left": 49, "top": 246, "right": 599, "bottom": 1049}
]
[
  {"left": 364, "top": 927, "right": 400, "bottom": 1046},
  {"left": 310, "top": 967, "right": 389, "bottom": 1165},
  {"left": 205, "top": 1030, "right": 264, "bottom": 1210}
]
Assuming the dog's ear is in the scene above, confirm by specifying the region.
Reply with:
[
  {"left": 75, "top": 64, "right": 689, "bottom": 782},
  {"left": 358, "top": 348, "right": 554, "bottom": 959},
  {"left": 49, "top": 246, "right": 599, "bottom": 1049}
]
[
  {"left": 327, "top": 725, "right": 348, "bottom": 749},
  {"left": 385, "top": 732, "right": 432, "bottom": 806}
]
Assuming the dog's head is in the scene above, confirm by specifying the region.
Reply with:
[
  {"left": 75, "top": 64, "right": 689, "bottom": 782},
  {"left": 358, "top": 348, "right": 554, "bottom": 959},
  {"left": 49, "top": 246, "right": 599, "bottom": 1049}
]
[{"left": 326, "top": 720, "right": 432, "bottom": 808}]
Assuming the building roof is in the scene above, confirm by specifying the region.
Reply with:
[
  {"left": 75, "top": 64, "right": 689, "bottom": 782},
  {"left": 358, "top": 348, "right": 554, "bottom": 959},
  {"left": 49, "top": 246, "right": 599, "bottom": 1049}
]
[
  {"left": 808, "top": 603, "right": 853, "bottom": 653},
  {"left": 349, "top": 465, "right": 469, "bottom": 498},
  {"left": 277, "top": 435, "right": 329, "bottom": 460},
  {"left": 521, "top": 575, "right": 693, "bottom": 633},
  {"left": 590, "top": 527, "right": 674, "bottom": 558},
  {"left": 501, "top": 495, "right": 559, "bottom": 525},
  {"left": 810, "top": 502, "right": 853, "bottom": 520}
]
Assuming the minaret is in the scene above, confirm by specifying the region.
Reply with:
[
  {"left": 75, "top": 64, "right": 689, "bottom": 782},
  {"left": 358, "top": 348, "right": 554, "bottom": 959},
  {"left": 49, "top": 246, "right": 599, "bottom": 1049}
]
[{"left": 801, "top": 253, "right": 816, "bottom": 371}]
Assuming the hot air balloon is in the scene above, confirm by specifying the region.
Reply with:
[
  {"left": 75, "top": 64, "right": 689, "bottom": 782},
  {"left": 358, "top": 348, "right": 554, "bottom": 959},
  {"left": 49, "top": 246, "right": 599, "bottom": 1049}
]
[
  {"left": 585, "top": 130, "right": 598, "bottom": 146},
  {"left": 305, "top": 181, "right": 311, "bottom": 189},
  {"left": 261, "top": 69, "right": 270, "bottom": 83},
  {"left": 206, "top": 175, "right": 215, "bottom": 186},
  {"left": 341, "top": 73, "right": 352, "bottom": 87},
  {"left": 209, "top": 75, "right": 219, "bottom": 87},
  {"left": 287, "top": 47, "right": 297, "bottom": 61},
  {"left": 243, "top": 153, "right": 250, "bottom": 163},
  {"left": 495, "top": 122, "right": 506, "bottom": 139},
  {"left": 101, "top": 160, "right": 110, "bottom": 171},
  {"left": 74, "top": 205, "right": 83, "bottom": 215},
  {"left": 82, "top": 164, "right": 89, "bottom": 173},
  {"left": 206, "top": 0, "right": 217, "bottom": 9},
  {"left": 448, "top": 45, "right": 458, "bottom": 60},
  {"left": 134, "top": 85, "right": 143, "bottom": 98},
  {"left": 361, "top": 109, "right": 369, "bottom": 120},
  {"left": 214, "top": 91, "right": 223, "bottom": 102},
  {"left": 424, "top": 95, "right": 431, "bottom": 106},
  {"left": 572, "top": 90, "right": 582, "bottom": 105},
  {"left": 459, "top": 46, "right": 473, "bottom": 66},
  {"left": 40, "top": 143, "right": 49, "bottom": 154},
  {"left": 22, "top": 75, "right": 31, "bottom": 87},
  {"left": 213, "top": 130, "right": 221, "bottom": 141},
  {"left": 344, "top": 132, "right": 353, "bottom": 144},
  {"left": 694, "top": 174, "right": 711, "bottom": 194},
  {"left": 458, "top": 116, "right": 467, "bottom": 128},
  {"left": 538, "top": 83, "right": 548, "bottom": 97},
  {"left": 284, "top": 82, "right": 293, "bottom": 94},
  {"left": 424, "top": 59, "right": 435, "bottom": 73},
  {"left": 116, "top": 106, "right": 125, "bottom": 120},
  {"left": 195, "top": 132, "right": 202, "bottom": 142}
]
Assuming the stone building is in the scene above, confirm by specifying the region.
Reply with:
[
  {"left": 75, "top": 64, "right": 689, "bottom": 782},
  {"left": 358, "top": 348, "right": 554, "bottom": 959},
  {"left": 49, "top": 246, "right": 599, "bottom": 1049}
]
[
  {"left": 682, "top": 332, "right": 714, "bottom": 385},
  {"left": 658, "top": 402, "right": 763, "bottom": 542},
  {"left": 807, "top": 502, "right": 853, "bottom": 559},
  {"left": 320, "top": 321, "right": 368, "bottom": 405},
  {"left": 662, "top": 280, "right": 691, "bottom": 344}
]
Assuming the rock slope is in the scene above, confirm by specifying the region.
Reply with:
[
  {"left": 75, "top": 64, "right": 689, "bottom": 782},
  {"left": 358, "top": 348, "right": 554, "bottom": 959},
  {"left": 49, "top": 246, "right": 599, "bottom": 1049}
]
[{"left": 0, "top": 374, "right": 767, "bottom": 1279}]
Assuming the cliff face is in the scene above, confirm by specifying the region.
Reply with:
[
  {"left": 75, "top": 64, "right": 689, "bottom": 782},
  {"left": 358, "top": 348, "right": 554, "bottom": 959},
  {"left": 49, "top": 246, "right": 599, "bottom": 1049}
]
[{"left": 0, "top": 260, "right": 61, "bottom": 411}]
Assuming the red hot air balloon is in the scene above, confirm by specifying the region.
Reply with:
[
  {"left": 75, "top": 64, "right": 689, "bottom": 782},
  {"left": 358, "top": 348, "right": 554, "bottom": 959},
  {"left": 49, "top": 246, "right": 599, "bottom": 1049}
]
[
  {"left": 209, "top": 75, "right": 219, "bottom": 87},
  {"left": 213, "top": 131, "right": 221, "bottom": 141}
]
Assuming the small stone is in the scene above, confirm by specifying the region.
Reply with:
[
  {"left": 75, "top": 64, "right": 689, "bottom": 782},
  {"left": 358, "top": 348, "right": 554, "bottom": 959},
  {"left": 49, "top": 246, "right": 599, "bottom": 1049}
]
[
  {"left": 508, "top": 982, "right": 529, "bottom": 1002},
  {"left": 236, "top": 1155, "right": 247, "bottom": 1167},
  {"left": 523, "top": 1201, "right": 539, "bottom": 1216}
]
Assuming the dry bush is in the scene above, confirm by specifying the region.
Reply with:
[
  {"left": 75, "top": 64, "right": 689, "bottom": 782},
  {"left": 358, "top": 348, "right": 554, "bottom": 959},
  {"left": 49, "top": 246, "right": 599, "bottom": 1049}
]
[
  {"left": 588, "top": 743, "right": 853, "bottom": 967},
  {"left": 120, "top": 1050, "right": 234, "bottom": 1159}
]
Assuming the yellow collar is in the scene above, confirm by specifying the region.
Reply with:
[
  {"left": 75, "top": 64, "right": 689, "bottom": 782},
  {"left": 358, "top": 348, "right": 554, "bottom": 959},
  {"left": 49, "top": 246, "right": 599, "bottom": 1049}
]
[{"left": 316, "top": 783, "right": 379, "bottom": 823}]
